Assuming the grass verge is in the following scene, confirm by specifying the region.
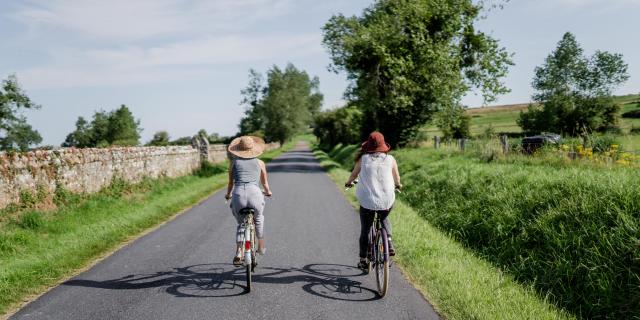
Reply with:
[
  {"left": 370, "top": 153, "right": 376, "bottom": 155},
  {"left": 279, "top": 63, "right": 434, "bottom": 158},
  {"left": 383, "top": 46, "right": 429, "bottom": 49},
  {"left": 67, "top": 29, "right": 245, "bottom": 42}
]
[
  {"left": 0, "top": 140, "right": 294, "bottom": 317},
  {"left": 312, "top": 146, "right": 574, "bottom": 320},
  {"left": 393, "top": 148, "right": 639, "bottom": 319}
]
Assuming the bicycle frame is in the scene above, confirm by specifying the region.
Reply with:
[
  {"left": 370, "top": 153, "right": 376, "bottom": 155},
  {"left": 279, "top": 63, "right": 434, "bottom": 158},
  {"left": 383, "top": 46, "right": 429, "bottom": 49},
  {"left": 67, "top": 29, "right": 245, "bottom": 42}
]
[
  {"left": 368, "top": 211, "right": 389, "bottom": 264},
  {"left": 240, "top": 213, "right": 255, "bottom": 267}
]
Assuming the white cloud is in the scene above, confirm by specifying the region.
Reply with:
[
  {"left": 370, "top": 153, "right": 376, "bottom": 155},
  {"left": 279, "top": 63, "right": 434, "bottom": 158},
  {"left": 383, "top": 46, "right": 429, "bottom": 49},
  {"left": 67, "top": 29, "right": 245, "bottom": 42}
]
[
  {"left": 523, "top": 0, "right": 640, "bottom": 11},
  {"left": 7, "top": 0, "right": 326, "bottom": 89},
  {"left": 13, "top": 0, "right": 296, "bottom": 42},
  {"left": 18, "top": 33, "right": 322, "bottom": 89}
]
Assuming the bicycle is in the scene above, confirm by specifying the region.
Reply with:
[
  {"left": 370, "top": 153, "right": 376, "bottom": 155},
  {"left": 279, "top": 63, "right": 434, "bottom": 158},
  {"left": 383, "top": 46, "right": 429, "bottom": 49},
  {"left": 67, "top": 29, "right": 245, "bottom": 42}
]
[
  {"left": 238, "top": 208, "right": 258, "bottom": 292},
  {"left": 345, "top": 181, "right": 398, "bottom": 297},
  {"left": 367, "top": 210, "right": 390, "bottom": 297}
]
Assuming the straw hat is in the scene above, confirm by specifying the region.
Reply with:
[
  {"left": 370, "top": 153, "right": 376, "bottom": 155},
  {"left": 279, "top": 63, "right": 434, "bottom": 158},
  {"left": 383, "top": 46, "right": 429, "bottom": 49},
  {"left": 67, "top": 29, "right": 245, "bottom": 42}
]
[
  {"left": 228, "top": 136, "right": 266, "bottom": 159},
  {"left": 361, "top": 131, "right": 391, "bottom": 153}
]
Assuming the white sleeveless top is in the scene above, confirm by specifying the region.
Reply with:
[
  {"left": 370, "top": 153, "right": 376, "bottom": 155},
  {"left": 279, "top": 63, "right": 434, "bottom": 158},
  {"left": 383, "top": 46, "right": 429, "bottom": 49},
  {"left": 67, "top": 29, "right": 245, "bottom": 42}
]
[{"left": 356, "top": 153, "right": 396, "bottom": 210}]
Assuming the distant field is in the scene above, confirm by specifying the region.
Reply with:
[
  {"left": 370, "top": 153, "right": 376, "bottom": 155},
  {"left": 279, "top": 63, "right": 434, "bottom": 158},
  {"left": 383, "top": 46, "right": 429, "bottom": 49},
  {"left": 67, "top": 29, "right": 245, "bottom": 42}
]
[{"left": 422, "top": 94, "right": 640, "bottom": 151}]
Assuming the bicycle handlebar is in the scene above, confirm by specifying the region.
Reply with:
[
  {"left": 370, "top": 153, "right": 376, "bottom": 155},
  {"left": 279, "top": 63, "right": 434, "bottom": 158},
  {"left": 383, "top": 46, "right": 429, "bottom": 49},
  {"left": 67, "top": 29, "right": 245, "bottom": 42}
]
[{"left": 345, "top": 180, "right": 403, "bottom": 193}]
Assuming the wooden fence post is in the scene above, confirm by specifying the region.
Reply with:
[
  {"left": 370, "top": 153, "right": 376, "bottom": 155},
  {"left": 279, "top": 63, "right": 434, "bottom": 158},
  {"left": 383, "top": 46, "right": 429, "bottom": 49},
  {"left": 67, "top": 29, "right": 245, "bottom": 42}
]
[
  {"left": 500, "top": 135, "right": 509, "bottom": 154},
  {"left": 434, "top": 136, "right": 440, "bottom": 149},
  {"left": 458, "top": 138, "right": 466, "bottom": 152}
]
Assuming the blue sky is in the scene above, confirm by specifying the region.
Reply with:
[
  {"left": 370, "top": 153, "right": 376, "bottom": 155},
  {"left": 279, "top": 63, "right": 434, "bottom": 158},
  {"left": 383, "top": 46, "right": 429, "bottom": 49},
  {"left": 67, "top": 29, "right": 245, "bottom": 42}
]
[{"left": 1, "top": 0, "right": 638, "bottom": 146}]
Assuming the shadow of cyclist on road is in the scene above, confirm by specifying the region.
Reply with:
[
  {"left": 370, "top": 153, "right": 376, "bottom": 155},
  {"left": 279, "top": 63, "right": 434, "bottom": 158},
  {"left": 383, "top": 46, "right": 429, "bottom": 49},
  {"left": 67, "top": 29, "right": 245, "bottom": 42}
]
[{"left": 64, "top": 263, "right": 380, "bottom": 301}]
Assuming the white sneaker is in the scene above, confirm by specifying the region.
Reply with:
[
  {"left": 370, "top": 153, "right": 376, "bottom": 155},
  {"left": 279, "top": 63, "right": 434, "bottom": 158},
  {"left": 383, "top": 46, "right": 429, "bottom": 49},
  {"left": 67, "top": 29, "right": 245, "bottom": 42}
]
[{"left": 258, "top": 247, "right": 266, "bottom": 255}]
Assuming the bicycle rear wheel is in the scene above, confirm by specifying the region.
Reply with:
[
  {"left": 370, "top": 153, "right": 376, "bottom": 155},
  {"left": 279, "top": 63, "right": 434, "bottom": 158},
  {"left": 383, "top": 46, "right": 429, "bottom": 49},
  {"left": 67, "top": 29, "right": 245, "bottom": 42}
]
[
  {"left": 251, "top": 224, "right": 257, "bottom": 272},
  {"left": 246, "top": 264, "right": 252, "bottom": 292},
  {"left": 375, "top": 228, "right": 390, "bottom": 297},
  {"left": 244, "top": 220, "right": 255, "bottom": 293}
]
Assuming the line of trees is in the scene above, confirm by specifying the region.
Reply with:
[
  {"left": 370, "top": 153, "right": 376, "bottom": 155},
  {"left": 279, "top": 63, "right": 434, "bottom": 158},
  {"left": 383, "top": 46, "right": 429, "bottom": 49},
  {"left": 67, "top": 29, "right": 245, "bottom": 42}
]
[
  {"left": 238, "top": 63, "right": 323, "bottom": 144},
  {"left": 62, "top": 105, "right": 142, "bottom": 148}
]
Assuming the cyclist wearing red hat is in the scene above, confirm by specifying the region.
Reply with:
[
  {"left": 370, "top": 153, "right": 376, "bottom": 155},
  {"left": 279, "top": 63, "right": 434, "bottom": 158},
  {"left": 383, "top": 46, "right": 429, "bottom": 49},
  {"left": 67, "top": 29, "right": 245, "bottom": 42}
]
[{"left": 345, "top": 131, "right": 402, "bottom": 270}]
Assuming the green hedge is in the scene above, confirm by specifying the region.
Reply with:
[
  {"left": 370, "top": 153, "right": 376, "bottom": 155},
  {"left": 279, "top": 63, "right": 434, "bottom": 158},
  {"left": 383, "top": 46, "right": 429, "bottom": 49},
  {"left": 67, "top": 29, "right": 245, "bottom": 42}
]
[{"left": 392, "top": 148, "right": 640, "bottom": 319}]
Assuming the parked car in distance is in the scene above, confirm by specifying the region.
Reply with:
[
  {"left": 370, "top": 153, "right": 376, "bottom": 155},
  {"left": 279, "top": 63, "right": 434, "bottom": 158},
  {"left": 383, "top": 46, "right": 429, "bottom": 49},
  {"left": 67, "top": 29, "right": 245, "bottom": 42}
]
[{"left": 521, "top": 133, "right": 562, "bottom": 154}]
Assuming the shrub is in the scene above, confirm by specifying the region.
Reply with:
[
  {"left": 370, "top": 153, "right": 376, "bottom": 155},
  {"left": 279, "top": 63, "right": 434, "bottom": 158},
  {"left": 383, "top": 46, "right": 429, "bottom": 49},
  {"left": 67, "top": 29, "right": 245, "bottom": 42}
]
[
  {"left": 585, "top": 134, "right": 621, "bottom": 152},
  {"left": 19, "top": 190, "right": 36, "bottom": 209},
  {"left": 313, "top": 105, "right": 363, "bottom": 148},
  {"left": 631, "top": 125, "right": 640, "bottom": 135},
  {"left": 20, "top": 211, "right": 44, "bottom": 230},
  {"left": 194, "top": 162, "right": 227, "bottom": 177}
]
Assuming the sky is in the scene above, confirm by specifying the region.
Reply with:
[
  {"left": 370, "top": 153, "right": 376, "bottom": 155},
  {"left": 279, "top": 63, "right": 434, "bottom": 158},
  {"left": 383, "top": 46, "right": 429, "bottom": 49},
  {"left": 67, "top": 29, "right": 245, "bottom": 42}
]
[{"left": 0, "top": 0, "right": 638, "bottom": 146}]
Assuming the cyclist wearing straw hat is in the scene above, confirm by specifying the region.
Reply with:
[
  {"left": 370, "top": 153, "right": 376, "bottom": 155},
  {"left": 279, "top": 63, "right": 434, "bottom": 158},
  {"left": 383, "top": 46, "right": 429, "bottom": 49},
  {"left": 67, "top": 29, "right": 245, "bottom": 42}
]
[
  {"left": 225, "top": 136, "right": 273, "bottom": 266},
  {"left": 345, "top": 131, "right": 402, "bottom": 270}
]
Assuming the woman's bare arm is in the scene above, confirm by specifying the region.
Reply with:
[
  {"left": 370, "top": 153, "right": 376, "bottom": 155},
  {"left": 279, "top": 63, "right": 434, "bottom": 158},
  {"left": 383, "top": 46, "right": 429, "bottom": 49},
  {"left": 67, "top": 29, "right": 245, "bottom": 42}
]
[
  {"left": 225, "top": 162, "right": 234, "bottom": 199},
  {"left": 392, "top": 158, "right": 402, "bottom": 189},
  {"left": 345, "top": 159, "right": 362, "bottom": 187},
  {"left": 259, "top": 160, "right": 272, "bottom": 196}
]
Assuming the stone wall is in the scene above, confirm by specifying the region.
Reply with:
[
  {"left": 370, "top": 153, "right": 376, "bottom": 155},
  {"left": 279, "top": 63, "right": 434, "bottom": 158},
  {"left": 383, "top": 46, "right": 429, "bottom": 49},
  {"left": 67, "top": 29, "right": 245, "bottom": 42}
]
[{"left": 0, "top": 142, "right": 280, "bottom": 209}]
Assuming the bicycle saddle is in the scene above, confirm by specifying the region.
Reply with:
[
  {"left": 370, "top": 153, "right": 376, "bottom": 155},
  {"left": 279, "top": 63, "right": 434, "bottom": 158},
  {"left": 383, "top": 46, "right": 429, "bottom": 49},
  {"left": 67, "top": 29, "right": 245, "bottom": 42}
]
[{"left": 239, "top": 208, "right": 255, "bottom": 215}]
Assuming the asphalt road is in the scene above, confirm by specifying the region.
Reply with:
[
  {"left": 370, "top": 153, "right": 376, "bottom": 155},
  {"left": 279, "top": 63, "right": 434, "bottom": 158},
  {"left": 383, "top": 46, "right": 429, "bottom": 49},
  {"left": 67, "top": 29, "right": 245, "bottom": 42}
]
[{"left": 11, "top": 143, "right": 440, "bottom": 320}]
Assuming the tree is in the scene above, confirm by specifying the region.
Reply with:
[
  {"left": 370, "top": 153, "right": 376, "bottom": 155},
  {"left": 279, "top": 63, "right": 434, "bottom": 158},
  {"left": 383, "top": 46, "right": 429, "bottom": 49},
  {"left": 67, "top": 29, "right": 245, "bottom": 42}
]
[
  {"left": 239, "top": 64, "right": 323, "bottom": 143},
  {"left": 89, "top": 111, "right": 111, "bottom": 147},
  {"left": 62, "top": 117, "right": 93, "bottom": 147},
  {"left": 0, "top": 75, "right": 42, "bottom": 151},
  {"left": 107, "top": 105, "right": 141, "bottom": 146},
  {"left": 518, "top": 32, "right": 629, "bottom": 136},
  {"left": 322, "top": 0, "right": 513, "bottom": 147},
  {"left": 146, "top": 131, "right": 170, "bottom": 146},
  {"left": 169, "top": 136, "right": 192, "bottom": 146},
  {"left": 62, "top": 105, "right": 142, "bottom": 147},
  {"left": 436, "top": 105, "right": 471, "bottom": 140},
  {"left": 207, "top": 132, "right": 222, "bottom": 144},
  {"left": 239, "top": 69, "right": 266, "bottom": 136}
]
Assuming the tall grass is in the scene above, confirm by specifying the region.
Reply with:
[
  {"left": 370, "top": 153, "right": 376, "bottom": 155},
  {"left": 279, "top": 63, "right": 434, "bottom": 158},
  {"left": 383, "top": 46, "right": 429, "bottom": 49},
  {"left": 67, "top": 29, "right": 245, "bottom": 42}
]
[{"left": 392, "top": 147, "right": 640, "bottom": 319}]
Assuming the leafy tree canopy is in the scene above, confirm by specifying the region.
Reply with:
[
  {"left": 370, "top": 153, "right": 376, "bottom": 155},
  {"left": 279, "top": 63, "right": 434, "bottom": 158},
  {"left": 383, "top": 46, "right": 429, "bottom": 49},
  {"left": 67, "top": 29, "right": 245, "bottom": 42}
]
[
  {"left": 63, "top": 105, "right": 142, "bottom": 148},
  {"left": 518, "top": 32, "right": 629, "bottom": 136},
  {"left": 239, "top": 64, "right": 323, "bottom": 144},
  {"left": 146, "top": 131, "right": 170, "bottom": 146},
  {"left": 0, "top": 75, "right": 42, "bottom": 151},
  {"left": 323, "top": 0, "right": 512, "bottom": 147},
  {"left": 436, "top": 105, "right": 471, "bottom": 140}
]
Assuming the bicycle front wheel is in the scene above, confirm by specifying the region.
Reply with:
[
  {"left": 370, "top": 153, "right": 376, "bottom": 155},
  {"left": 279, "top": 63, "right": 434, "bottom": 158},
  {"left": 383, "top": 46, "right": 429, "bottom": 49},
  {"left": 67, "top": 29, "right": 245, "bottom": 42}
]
[{"left": 375, "top": 228, "right": 390, "bottom": 297}]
